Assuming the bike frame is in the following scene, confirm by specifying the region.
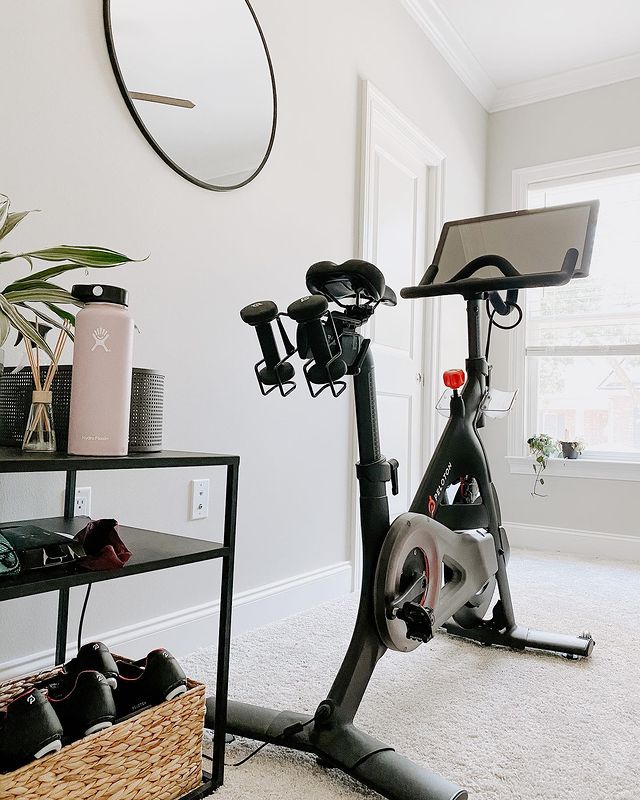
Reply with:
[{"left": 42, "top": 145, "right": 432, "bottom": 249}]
[
  {"left": 206, "top": 292, "right": 593, "bottom": 800},
  {"left": 410, "top": 295, "right": 515, "bottom": 630},
  {"left": 411, "top": 295, "right": 593, "bottom": 655},
  {"left": 207, "top": 324, "right": 469, "bottom": 800}
]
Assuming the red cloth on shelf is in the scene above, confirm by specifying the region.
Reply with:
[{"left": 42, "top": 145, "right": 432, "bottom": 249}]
[{"left": 73, "top": 519, "right": 132, "bottom": 570}]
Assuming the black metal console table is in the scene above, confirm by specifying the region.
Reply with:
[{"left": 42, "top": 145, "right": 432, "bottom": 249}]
[{"left": 0, "top": 448, "right": 238, "bottom": 797}]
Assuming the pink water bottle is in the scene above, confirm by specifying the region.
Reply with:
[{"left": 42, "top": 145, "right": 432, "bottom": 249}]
[{"left": 68, "top": 284, "right": 134, "bottom": 456}]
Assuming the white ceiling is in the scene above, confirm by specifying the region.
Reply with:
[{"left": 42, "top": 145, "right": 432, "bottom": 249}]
[{"left": 400, "top": 0, "right": 640, "bottom": 111}]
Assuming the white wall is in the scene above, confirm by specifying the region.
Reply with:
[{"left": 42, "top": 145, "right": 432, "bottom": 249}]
[
  {"left": 485, "top": 78, "right": 640, "bottom": 555},
  {"left": 0, "top": 0, "right": 486, "bottom": 674}
]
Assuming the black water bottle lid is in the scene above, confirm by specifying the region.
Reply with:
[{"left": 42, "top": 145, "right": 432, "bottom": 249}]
[{"left": 72, "top": 284, "right": 129, "bottom": 306}]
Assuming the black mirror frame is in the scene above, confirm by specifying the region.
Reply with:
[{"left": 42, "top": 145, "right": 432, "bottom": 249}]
[{"left": 103, "top": 0, "right": 278, "bottom": 192}]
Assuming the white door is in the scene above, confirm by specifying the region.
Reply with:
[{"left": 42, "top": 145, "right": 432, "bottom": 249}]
[{"left": 360, "top": 83, "right": 445, "bottom": 521}]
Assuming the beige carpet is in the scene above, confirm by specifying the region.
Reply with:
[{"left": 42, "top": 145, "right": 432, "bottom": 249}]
[{"left": 184, "top": 551, "right": 639, "bottom": 800}]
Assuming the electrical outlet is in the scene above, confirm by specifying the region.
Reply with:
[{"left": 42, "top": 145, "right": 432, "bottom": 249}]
[
  {"left": 75, "top": 487, "right": 92, "bottom": 517},
  {"left": 190, "top": 479, "right": 209, "bottom": 520}
]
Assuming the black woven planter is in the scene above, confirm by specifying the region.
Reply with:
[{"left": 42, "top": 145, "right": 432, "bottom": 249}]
[
  {"left": 0, "top": 366, "right": 164, "bottom": 452},
  {"left": 559, "top": 441, "right": 581, "bottom": 459}
]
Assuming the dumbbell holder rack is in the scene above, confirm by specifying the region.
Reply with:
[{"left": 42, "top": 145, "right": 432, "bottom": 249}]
[
  {"left": 252, "top": 309, "right": 347, "bottom": 399},
  {"left": 0, "top": 447, "right": 239, "bottom": 799}
]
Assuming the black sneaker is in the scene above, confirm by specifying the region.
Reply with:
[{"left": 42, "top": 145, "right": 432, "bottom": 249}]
[
  {"left": 0, "top": 688, "right": 63, "bottom": 771},
  {"left": 45, "top": 671, "right": 116, "bottom": 739},
  {"left": 63, "top": 642, "right": 119, "bottom": 690},
  {"left": 114, "top": 649, "right": 187, "bottom": 716}
]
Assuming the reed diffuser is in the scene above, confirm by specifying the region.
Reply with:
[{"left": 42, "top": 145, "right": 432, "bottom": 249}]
[{"left": 22, "top": 322, "right": 70, "bottom": 451}]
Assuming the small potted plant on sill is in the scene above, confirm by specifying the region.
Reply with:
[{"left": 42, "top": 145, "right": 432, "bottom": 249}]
[
  {"left": 559, "top": 439, "right": 585, "bottom": 460},
  {"left": 0, "top": 193, "right": 140, "bottom": 450},
  {"left": 527, "top": 433, "right": 559, "bottom": 497}
]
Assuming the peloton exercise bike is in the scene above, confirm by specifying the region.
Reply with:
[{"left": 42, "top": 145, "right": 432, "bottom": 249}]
[{"left": 206, "top": 201, "right": 599, "bottom": 800}]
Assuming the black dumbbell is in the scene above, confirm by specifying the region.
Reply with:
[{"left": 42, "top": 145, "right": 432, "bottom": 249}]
[
  {"left": 240, "top": 301, "right": 295, "bottom": 386},
  {"left": 287, "top": 296, "right": 347, "bottom": 385}
]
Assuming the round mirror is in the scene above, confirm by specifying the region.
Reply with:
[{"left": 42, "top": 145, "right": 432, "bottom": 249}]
[{"left": 104, "top": 0, "right": 277, "bottom": 191}]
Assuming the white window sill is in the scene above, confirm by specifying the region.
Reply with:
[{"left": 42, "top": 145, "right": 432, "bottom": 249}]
[{"left": 506, "top": 456, "right": 640, "bottom": 482}]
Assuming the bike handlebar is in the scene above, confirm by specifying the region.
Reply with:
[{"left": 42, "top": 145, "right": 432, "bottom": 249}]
[
  {"left": 487, "top": 289, "right": 519, "bottom": 315},
  {"left": 401, "top": 248, "right": 579, "bottom": 300}
]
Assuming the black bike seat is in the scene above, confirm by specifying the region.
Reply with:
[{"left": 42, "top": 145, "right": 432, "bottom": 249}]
[{"left": 306, "top": 259, "right": 397, "bottom": 306}]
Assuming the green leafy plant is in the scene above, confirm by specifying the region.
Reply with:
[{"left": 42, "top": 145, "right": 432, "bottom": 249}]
[
  {"left": 527, "top": 433, "right": 559, "bottom": 497},
  {"left": 0, "top": 193, "right": 139, "bottom": 358}
]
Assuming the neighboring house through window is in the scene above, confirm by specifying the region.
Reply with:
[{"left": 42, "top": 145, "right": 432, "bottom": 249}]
[{"left": 511, "top": 149, "right": 640, "bottom": 462}]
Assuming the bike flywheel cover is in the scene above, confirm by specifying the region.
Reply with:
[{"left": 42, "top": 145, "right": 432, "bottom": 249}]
[{"left": 374, "top": 513, "right": 442, "bottom": 652}]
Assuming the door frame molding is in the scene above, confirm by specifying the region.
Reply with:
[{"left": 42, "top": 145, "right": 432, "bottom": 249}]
[{"left": 348, "top": 80, "right": 446, "bottom": 586}]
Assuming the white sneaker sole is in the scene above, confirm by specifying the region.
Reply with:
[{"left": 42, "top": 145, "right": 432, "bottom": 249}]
[
  {"left": 84, "top": 721, "right": 113, "bottom": 736},
  {"left": 166, "top": 685, "right": 188, "bottom": 701},
  {"left": 34, "top": 739, "right": 62, "bottom": 759}
]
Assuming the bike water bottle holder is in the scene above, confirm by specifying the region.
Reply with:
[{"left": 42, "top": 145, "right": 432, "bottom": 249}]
[
  {"left": 254, "top": 312, "right": 298, "bottom": 397},
  {"left": 253, "top": 348, "right": 297, "bottom": 398},
  {"left": 482, "top": 387, "right": 518, "bottom": 419},
  {"left": 287, "top": 296, "right": 348, "bottom": 399},
  {"left": 303, "top": 360, "right": 347, "bottom": 397},
  {"left": 242, "top": 296, "right": 350, "bottom": 399},
  {"left": 301, "top": 308, "right": 347, "bottom": 399},
  {"left": 240, "top": 301, "right": 298, "bottom": 398},
  {"left": 436, "top": 387, "right": 517, "bottom": 419}
]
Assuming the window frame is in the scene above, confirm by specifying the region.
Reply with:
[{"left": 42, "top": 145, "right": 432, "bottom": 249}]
[{"left": 507, "top": 146, "right": 640, "bottom": 478}]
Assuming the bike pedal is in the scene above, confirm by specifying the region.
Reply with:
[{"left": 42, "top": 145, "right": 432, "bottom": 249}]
[{"left": 397, "top": 602, "right": 435, "bottom": 643}]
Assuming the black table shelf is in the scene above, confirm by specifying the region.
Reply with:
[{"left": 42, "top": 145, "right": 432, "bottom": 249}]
[
  {"left": 0, "top": 447, "right": 239, "bottom": 473},
  {"left": 0, "top": 449, "right": 238, "bottom": 798},
  {"left": 0, "top": 516, "right": 226, "bottom": 601}
]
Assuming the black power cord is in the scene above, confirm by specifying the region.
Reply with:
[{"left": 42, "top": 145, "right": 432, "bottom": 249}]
[
  {"left": 226, "top": 740, "right": 270, "bottom": 768},
  {"left": 484, "top": 297, "right": 523, "bottom": 361},
  {"left": 77, "top": 583, "right": 93, "bottom": 653},
  {"left": 203, "top": 716, "right": 317, "bottom": 769}
]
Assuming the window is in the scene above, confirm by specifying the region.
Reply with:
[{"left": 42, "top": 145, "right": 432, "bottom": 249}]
[{"left": 523, "top": 164, "right": 640, "bottom": 461}]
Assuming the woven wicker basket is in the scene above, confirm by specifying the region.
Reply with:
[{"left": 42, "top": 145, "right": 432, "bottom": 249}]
[{"left": 0, "top": 663, "right": 205, "bottom": 800}]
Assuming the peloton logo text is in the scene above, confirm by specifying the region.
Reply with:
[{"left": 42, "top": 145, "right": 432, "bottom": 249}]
[{"left": 428, "top": 462, "right": 452, "bottom": 516}]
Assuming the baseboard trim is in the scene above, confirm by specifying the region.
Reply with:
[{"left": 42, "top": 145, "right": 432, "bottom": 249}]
[
  {"left": 0, "top": 560, "right": 352, "bottom": 681},
  {"left": 505, "top": 521, "right": 640, "bottom": 562}
]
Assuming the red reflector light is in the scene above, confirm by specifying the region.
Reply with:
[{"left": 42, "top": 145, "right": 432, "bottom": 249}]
[{"left": 443, "top": 369, "right": 465, "bottom": 390}]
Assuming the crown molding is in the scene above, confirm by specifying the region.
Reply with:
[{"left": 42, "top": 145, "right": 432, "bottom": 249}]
[
  {"left": 399, "top": 0, "right": 640, "bottom": 113},
  {"left": 398, "top": 0, "right": 496, "bottom": 109},
  {"left": 491, "top": 51, "right": 640, "bottom": 112}
]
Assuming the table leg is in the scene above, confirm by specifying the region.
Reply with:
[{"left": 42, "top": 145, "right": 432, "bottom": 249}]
[
  {"left": 64, "top": 471, "right": 77, "bottom": 519},
  {"left": 211, "top": 462, "right": 238, "bottom": 789},
  {"left": 55, "top": 588, "right": 70, "bottom": 665},
  {"left": 54, "top": 470, "right": 77, "bottom": 664}
]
